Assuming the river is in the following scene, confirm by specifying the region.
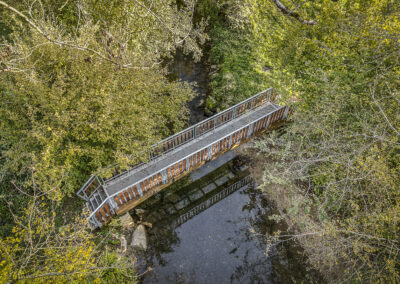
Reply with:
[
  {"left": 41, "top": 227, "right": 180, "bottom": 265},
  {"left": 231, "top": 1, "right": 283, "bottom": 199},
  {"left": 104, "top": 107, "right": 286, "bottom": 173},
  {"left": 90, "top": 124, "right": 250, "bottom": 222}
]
[{"left": 131, "top": 51, "right": 314, "bottom": 283}]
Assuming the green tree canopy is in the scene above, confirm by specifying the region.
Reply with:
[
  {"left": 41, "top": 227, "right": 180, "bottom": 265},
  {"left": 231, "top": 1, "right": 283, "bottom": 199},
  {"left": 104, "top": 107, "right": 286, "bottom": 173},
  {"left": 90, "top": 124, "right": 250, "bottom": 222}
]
[
  {"left": 0, "top": 0, "right": 206, "bottom": 198},
  {"left": 247, "top": 0, "right": 400, "bottom": 282}
]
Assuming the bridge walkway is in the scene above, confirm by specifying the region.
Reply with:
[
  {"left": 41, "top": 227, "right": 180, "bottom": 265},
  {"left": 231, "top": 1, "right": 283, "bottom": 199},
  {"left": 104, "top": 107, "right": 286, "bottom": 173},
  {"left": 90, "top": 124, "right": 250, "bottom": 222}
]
[
  {"left": 106, "top": 103, "right": 277, "bottom": 195},
  {"left": 76, "top": 88, "right": 292, "bottom": 228}
]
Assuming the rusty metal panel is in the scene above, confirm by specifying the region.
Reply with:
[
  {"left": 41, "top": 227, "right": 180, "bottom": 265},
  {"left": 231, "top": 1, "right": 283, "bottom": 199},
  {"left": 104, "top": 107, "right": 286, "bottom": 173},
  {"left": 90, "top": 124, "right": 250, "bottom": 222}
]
[
  {"left": 123, "top": 190, "right": 130, "bottom": 201},
  {"left": 143, "top": 179, "right": 149, "bottom": 190},
  {"left": 99, "top": 207, "right": 107, "bottom": 220},
  {"left": 133, "top": 185, "right": 139, "bottom": 196},
  {"left": 95, "top": 211, "right": 104, "bottom": 223},
  {"left": 114, "top": 196, "right": 122, "bottom": 206},
  {"left": 263, "top": 116, "right": 268, "bottom": 128},
  {"left": 104, "top": 203, "right": 111, "bottom": 215},
  {"left": 128, "top": 187, "right": 135, "bottom": 199},
  {"left": 118, "top": 193, "right": 126, "bottom": 203}
]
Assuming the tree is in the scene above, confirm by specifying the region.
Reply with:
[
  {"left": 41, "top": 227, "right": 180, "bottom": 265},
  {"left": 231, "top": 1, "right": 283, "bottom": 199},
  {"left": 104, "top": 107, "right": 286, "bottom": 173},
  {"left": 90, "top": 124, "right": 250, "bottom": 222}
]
[
  {"left": 0, "top": 181, "right": 137, "bottom": 283},
  {"left": 0, "top": 0, "right": 206, "bottom": 198},
  {"left": 246, "top": 0, "right": 400, "bottom": 282}
]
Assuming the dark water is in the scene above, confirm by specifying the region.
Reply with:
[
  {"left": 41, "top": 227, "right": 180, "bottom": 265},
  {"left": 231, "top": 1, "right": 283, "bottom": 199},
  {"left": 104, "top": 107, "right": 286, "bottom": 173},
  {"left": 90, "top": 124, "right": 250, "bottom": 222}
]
[
  {"left": 134, "top": 53, "right": 313, "bottom": 283},
  {"left": 134, "top": 157, "right": 311, "bottom": 284},
  {"left": 168, "top": 50, "right": 208, "bottom": 125}
]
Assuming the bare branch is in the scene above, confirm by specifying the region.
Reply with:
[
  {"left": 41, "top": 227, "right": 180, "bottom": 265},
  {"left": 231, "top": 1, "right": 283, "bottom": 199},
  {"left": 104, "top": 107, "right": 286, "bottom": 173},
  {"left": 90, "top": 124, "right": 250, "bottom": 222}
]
[
  {"left": 0, "top": 0, "right": 157, "bottom": 70},
  {"left": 272, "top": 0, "right": 316, "bottom": 25}
]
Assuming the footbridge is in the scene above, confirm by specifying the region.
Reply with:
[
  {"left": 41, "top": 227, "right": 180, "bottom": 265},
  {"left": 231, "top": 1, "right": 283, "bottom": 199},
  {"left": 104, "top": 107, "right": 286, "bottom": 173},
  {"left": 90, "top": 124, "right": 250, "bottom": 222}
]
[{"left": 77, "top": 88, "right": 292, "bottom": 228}]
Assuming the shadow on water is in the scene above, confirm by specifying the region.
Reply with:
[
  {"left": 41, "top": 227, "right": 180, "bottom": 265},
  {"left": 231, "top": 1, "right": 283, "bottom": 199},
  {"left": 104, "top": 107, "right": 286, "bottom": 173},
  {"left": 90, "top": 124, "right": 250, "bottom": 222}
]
[{"left": 133, "top": 155, "right": 316, "bottom": 283}]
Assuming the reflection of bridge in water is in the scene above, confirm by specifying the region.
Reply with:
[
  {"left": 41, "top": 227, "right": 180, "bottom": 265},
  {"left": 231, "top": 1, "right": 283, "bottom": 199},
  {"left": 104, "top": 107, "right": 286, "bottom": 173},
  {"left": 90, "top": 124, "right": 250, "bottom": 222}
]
[
  {"left": 173, "top": 175, "right": 253, "bottom": 227},
  {"left": 77, "top": 88, "right": 292, "bottom": 228}
]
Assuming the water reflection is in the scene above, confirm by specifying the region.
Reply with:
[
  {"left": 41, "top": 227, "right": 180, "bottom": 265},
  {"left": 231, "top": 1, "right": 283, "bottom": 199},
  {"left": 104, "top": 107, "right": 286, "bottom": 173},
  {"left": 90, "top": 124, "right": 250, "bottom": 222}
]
[{"left": 134, "top": 157, "right": 311, "bottom": 283}]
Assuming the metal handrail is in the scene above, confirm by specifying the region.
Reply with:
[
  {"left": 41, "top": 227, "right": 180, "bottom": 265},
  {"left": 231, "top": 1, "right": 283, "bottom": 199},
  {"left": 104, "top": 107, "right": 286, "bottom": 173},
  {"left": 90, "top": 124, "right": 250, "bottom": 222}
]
[
  {"left": 85, "top": 104, "right": 286, "bottom": 224},
  {"left": 78, "top": 88, "right": 276, "bottom": 198},
  {"left": 102, "top": 162, "right": 146, "bottom": 184},
  {"left": 149, "top": 88, "right": 275, "bottom": 158}
]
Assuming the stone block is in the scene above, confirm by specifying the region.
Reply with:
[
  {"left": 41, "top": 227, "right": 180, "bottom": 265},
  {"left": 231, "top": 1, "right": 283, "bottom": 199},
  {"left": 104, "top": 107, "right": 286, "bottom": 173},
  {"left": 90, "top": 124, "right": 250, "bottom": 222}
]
[
  {"left": 189, "top": 190, "right": 204, "bottom": 202},
  {"left": 202, "top": 183, "right": 217, "bottom": 194},
  {"left": 215, "top": 176, "right": 229, "bottom": 186},
  {"left": 175, "top": 198, "right": 190, "bottom": 210}
]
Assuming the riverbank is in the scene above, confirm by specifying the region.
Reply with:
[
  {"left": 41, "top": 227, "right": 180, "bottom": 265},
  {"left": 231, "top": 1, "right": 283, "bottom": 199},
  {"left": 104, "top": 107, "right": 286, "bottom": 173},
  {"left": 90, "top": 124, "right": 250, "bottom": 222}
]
[{"left": 196, "top": 0, "right": 270, "bottom": 114}]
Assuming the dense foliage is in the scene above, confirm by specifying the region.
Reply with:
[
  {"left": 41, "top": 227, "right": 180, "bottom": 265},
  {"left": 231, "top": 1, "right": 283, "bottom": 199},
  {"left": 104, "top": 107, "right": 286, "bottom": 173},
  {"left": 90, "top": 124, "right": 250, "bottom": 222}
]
[
  {"left": 0, "top": 0, "right": 205, "bottom": 199},
  {"left": 247, "top": 0, "right": 400, "bottom": 282},
  {"left": 0, "top": 0, "right": 204, "bottom": 282},
  {"left": 1, "top": 0, "right": 399, "bottom": 282},
  {"left": 0, "top": 184, "right": 137, "bottom": 283},
  {"left": 197, "top": 0, "right": 270, "bottom": 112}
]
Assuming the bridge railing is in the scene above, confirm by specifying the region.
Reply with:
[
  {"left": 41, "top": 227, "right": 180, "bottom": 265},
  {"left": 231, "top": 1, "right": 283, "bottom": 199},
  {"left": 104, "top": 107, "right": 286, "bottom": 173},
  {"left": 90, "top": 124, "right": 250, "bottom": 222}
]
[
  {"left": 77, "top": 175, "right": 104, "bottom": 201},
  {"left": 85, "top": 103, "right": 290, "bottom": 228},
  {"left": 150, "top": 88, "right": 279, "bottom": 159},
  {"left": 80, "top": 88, "right": 279, "bottom": 187}
]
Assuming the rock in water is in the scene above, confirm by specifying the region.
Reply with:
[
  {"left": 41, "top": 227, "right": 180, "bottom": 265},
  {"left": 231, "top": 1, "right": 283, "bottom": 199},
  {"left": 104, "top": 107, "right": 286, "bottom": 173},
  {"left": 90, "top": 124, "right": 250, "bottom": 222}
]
[
  {"left": 131, "top": 225, "right": 147, "bottom": 250},
  {"left": 119, "top": 212, "right": 135, "bottom": 228},
  {"left": 120, "top": 235, "right": 127, "bottom": 253}
]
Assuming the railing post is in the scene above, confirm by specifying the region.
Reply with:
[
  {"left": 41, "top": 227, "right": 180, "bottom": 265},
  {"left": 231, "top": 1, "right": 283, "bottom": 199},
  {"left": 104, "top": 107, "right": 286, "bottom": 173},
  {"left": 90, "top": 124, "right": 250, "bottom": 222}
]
[
  {"left": 193, "top": 126, "right": 196, "bottom": 139},
  {"left": 250, "top": 97, "right": 254, "bottom": 110},
  {"left": 90, "top": 215, "right": 102, "bottom": 229},
  {"left": 266, "top": 114, "right": 272, "bottom": 129},
  {"left": 283, "top": 106, "right": 289, "bottom": 120},
  {"left": 232, "top": 106, "right": 236, "bottom": 119},
  {"left": 109, "top": 196, "right": 119, "bottom": 210},
  {"left": 247, "top": 123, "right": 254, "bottom": 138},
  {"left": 161, "top": 170, "right": 168, "bottom": 184},
  {"left": 207, "top": 145, "right": 213, "bottom": 160},
  {"left": 185, "top": 158, "right": 190, "bottom": 171},
  {"left": 213, "top": 117, "right": 217, "bottom": 130}
]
